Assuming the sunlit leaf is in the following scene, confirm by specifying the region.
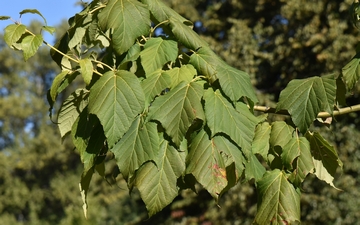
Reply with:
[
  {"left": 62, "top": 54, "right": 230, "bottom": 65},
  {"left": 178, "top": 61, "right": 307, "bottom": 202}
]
[
  {"left": 135, "top": 137, "right": 185, "bottom": 216},
  {"left": 186, "top": 130, "right": 228, "bottom": 200},
  {"left": 112, "top": 116, "right": 159, "bottom": 181},
  {"left": 79, "top": 58, "right": 93, "bottom": 85},
  {"left": 19, "top": 9, "right": 47, "bottom": 25},
  {"left": 42, "top": 26, "right": 56, "bottom": 35},
  {"left": 68, "top": 27, "right": 86, "bottom": 49},
  {"left": 204, "top": 89, "right": 259, "bottom": 155},
  {"left": 141, "top": 69, "right": 171, "bottom": 105},
  {"left": 276, "top": 76, "right": 336, "bottom": 134},
  {"left": 147, "top": 81, "right": 205, "bottom": 146},
  {"left": 98, "top": 0, "right": 151, "bottom": 55},
  {"left": 89, "top": 70, "right": 145, "bottom": 148},
  {"left": 4, "top": 24, "right": 26, "bottom": 47},
  {"left": 255, "top": 169, "right": 301, "bottom": 225},
  {"left": 140, "top": 37, "right": 178, "bottom": 74},
  {"left": 21, "top": 34, "right": 43, "bottom": 61},
  {"left": 305, "top": 131, "right": 343, "bottom": 188},
  {"left": 164, "top": 64, "right": 197, "bottom": 89}
]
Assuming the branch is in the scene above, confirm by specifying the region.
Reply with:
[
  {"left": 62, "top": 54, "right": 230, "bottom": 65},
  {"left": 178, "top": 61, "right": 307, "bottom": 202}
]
[{"left": 253, "top": 104, "right": 360, "bottom": 118}]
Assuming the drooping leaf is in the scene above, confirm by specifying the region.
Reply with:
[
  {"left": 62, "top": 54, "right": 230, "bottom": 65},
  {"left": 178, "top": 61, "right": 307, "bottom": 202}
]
[
  {"left": 49, "top": 70, "right": 70, "bottom": 104},
  {"left": 21, "top": 34, "right": 43, "bottom": 61},
  {"left": 204, "top": 89, "right": 259, "bottom": 155},
  {"left": 255, "top": 169, "right": 301, "bottom": 225},
  {"left": 276, "top": 76, "right": 336, "bottom": 134},
  {"left": 186, "top": 130, "right": 228, "bottom": 200},
  {"left": 58, "top": 89, "right": 89, "bottom": 138},
  {"left": 4, "top": 24, "right": 26, "bottom": 47},
  {"left": 244, "top": 153, "right": 266, "bottom": 181},
  {"left": 79, "top": 58, "right": 94, "bottom": 85},
  {"left": 112, "top": 116, "right": 159, "bottom": 182},
  {"left": 169, "top": 18, "right": 207, "bottom": 50},
  {"left": 213, "top": 135, "right": 246, "bottom": 182},
  {"left": 19, "top": 9, "right": 47, "bottom": 25},
  {"left": 216, "top": 62, "right": 258, "bottom": 103},
  {"left": 147, "top": 81, "right": 205, "bottom": 146},
  {"left": 42, "top": 26, "right": 56, "bottom": 35},
  {"left": 164, "top": 64, "right": 197, "bottom": 89},
  {"left": 252, "top": 122, "right": 271, "bottom": 160},
  {"left": 141, "top": 69, "right": 171, "bottom": 105},
  {"left": 342, "top": 52, "right": 360, "bottom": 91},
  {"left": 79, "top": 167, "right": 93, "bottom": 219},
  {"left": 141, "top": 0, "right": 191, "bottom": 24},
  {"left": 88, "top": 70, "right": 145, "bottom": 148},
  {"left": 98, "top": 0, "right": 151, "bottom": 55},
  {"left": 140, "top": 37, "right": 178, "bottom": 74},
  {"left": 68, "top": 27, "right": 86, "bottom": 49},
  {"left": 305, "top": 131, "right": 343, "bottom": 188},
  {"left": 269, "top": 121, "right": 295, "bottom": 149},
  {"left": 135, "top": 137, "right": 186, "bottom": 216}
]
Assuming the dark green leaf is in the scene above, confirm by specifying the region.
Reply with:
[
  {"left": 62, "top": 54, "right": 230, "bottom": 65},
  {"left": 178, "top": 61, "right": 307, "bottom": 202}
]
[
  {"left": 255, "top": 169, "right": 301, "bottom": 224},
  {"left": 0, "top": 16, "right": 10, "bottom": 20},
  {"left": 112, "top": 116, "right": 159, "bottom": 181},
  {"left": 135, "top": 137, "right": 185, "bottom": 216},
  {"left": 98, "top": 0, "right": 151, "bottom": 55},
  {"left": 186, "top": 130, "right": 228, "bottom": 200},
  {"left": 140, "top": 37, "right": 178, "bottom": 74},
  {"left": 305, "top": 131, "right": 343, "bottom": 188},
  {"left": 89, "top": 70, "right": 145, "bottom": 148},
  {"left": 252, "top": 122, "right": 271, "bottom": 160},
  {"left": 276, "top": 76, "right": 336, "bottom": 134},
  {"left": 244, "top": 153, "right": 266, "bottom": 181},
  {"left": 147, "top": 81, "right": 205, "bottom": 146}
]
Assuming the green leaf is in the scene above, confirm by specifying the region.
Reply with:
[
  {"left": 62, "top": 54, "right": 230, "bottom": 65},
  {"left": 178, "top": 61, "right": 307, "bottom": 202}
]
[
  {"left": 276, "top": 76, "right": 336, "bottom": 134},
  {"left": 255, "top": 169, "right": 301, "bottom": 225},
  {"left": 79, "top": 58, "right": 93, "bottom": 85},
  {"left": 42, "top": 26, "right": 55, "bottom": 35},
  {"left": 79, "top": 168, "right": 94, "bottom": 219},
  {"left": 252, "top": 122, "right": 271, "bottom": 160},
  {"left": 141, "top": 69, "right": 171, "bottom": 105},
  {"left": 0, "top": 16, "right": 10, "bottom": 20},
  {"left": 58, "top": 89, "right": 89, "bottom": 138},
  {"left": 305, "top": 132, "right": 343, "bottom": 188},
  {"left": 112, "top": 116, "right": 159, "bottom": 182},
  {"left": 169, "top": 18, "right": 207, "bottom": 50},
  {"left": 19, "top": 9, "right": 47, "bottom": 25},
  {"left": 213, "top": 135, "right": 246, "bottom": 182},
  {"left": 135, "top": 137, "right": 185, "bottom": 216},
  {"left": 98, "top": 0, "right": 151, "bottom": 55},
  {"left": 164, "top": 64, "right": 197, "bottom": 89},
  {"left": 140, "top": 37, "right": 178, "bottom": 74},
  {"left": 244, "top": 153, "right": 266, "bottom": 181},
  {"left": 141, "top": 0, "right": 190, "bottom": 24},
  {"left": 89, "top": 70, "right": 145, "bottom": 148},
  {"left": 342, "top": 52, "right": 360, "bottom": 91},
  {"left": 4, "top": 24, "right": 26, "bottom": 47},
  {"left": 336, "top": 76, "right": 347, "bottom": 106},
  {"left": 269, "top": 121, "right": 295, "bottom": 149},
  {"left": 186, "top": 130, "right": 228, "bottom": 200},
  {"left": 68, "top": 27, "right": 86, "bottom": 49},
  {"left": 216, "top": 62, "right": 258, "bottom": 103},
  {"left": 49, "top": 70, "right": 71, "bottom": 103},
  {"left": 120, "top": 43, "right": 141, "bottom": 65},
  {"left": 204, "top": 89, "right": 259, "bottom": 155},
  {"left": 21, "top": 34, "right": 43, "bottom": 61},
  {"left": 147, "top": 81, "right": 205, "bottom": 146},
  {"left": 189, "top": 47, "right": 218, "bottom": 82}
]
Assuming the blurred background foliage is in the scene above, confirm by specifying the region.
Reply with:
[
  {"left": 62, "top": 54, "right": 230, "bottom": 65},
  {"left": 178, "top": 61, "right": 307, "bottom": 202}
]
[{"left": 1, "top": 0, "right": 360, "bottom": 224}]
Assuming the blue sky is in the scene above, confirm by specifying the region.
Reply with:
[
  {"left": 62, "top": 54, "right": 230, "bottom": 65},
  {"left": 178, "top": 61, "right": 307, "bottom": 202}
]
[{"left": 0, "top": 0, "right": 82, "bottom": 43}]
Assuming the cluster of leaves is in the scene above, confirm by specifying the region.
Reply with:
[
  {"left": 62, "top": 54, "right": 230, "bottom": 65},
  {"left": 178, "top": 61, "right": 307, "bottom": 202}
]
[{"left": 2, "top": 0, "right": 360, "bottom": 224}]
